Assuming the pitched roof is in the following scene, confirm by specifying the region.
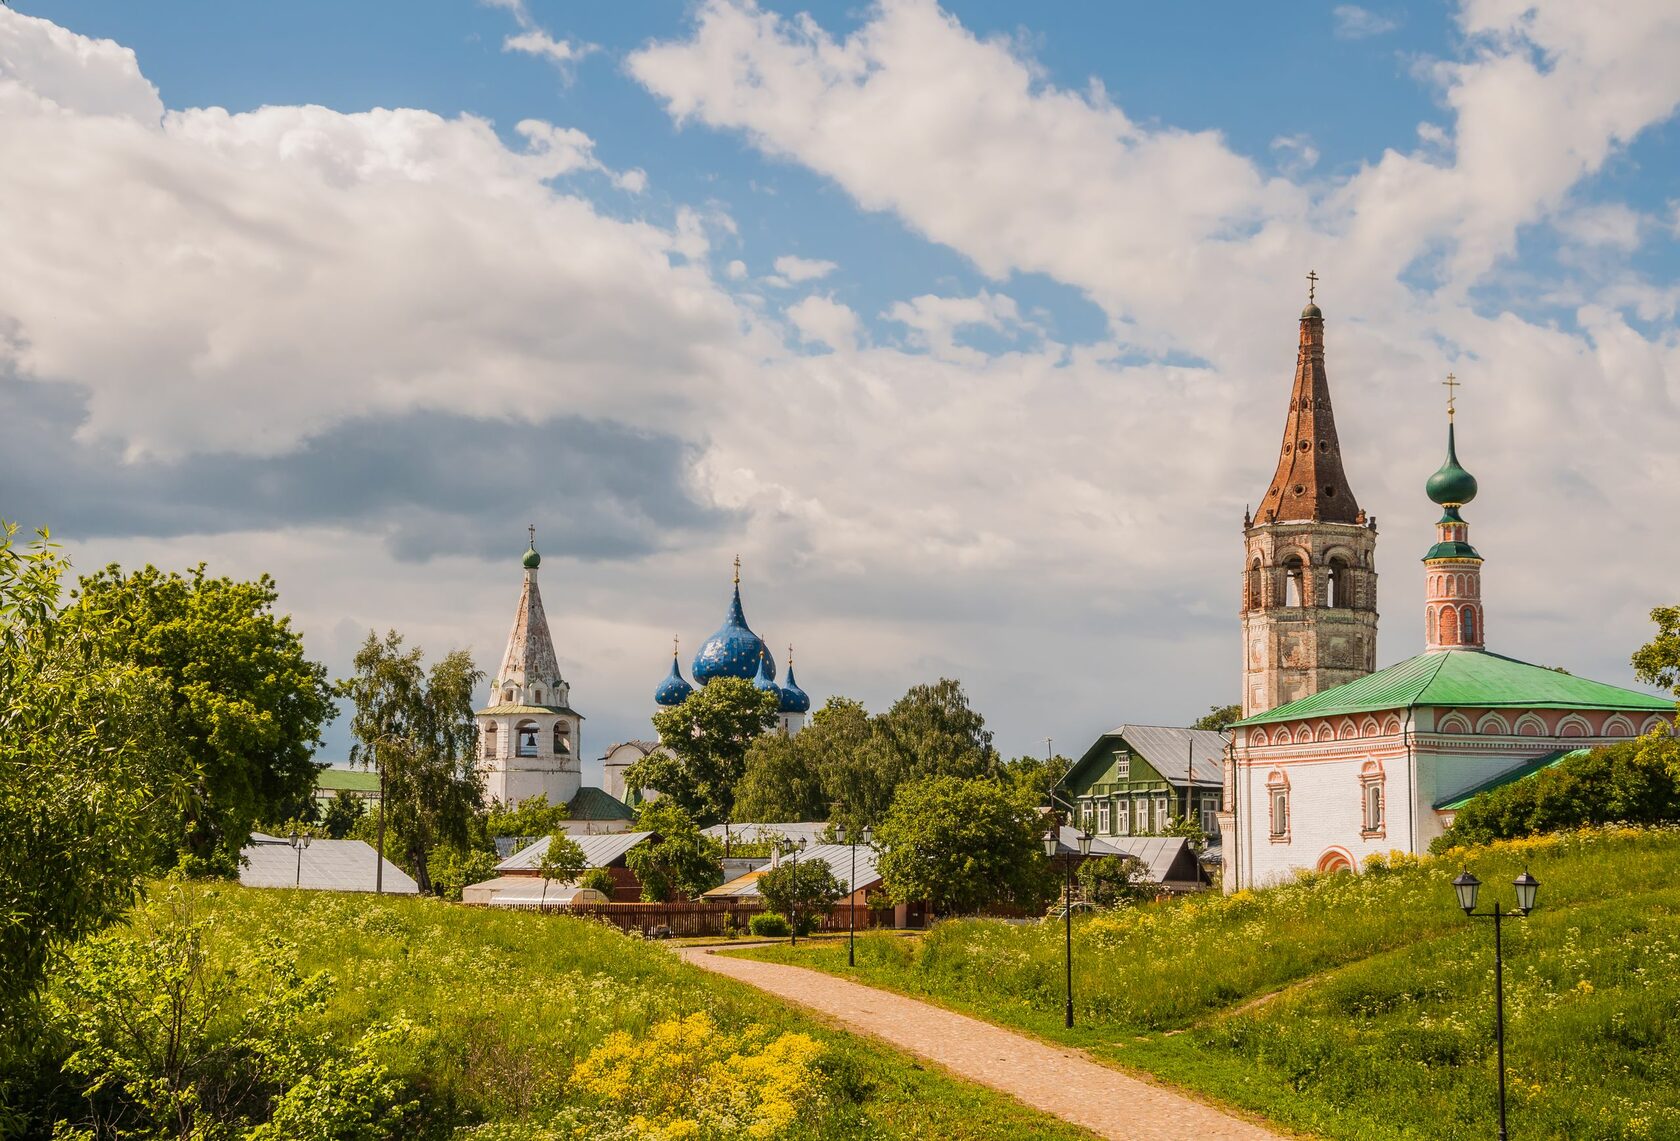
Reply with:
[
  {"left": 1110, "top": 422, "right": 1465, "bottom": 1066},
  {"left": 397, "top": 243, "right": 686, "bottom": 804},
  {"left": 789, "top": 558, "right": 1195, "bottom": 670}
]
[
  {"left": 1256, "top": 303, "right": 1362, "bottom": 525},
  {"left": 1067, "top": 725, "right": 1226, "bottom": 789},
  {"left": 568, "top": 786, "right": 634, "bottom": 821},
  {"left": 1233, "top": 650, "right": 1674, "bottom": 727},
  {"left": 497, "top": 830, "right": 654, "bottom": 872},
  {"left": 1049, "top": 828, "right": 1198, "bottom": 884},
  {"left": 313, "top": 767, "right": 380, "bottom": 793},
  {"left": 1433, "top": 748, "right": 1587, "bottom": 811},
  {"left": 240, "top": 836, "right": 417, "bottom": 893},
  {"left": 704, "top": 843, "right": 880, "bottom": 899},
  {"left": 700, "top": 822, "right": 832, "bottom": 846},
  {"left": 472, "top": 703, "right": 584, "bottom": 718}
]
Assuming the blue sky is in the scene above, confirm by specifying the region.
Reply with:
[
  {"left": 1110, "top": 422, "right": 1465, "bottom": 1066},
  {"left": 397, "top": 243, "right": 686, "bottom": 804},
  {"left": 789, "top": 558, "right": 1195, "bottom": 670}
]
[{"left": 3, "top": 1, "right": 1678, "bottom": 777}]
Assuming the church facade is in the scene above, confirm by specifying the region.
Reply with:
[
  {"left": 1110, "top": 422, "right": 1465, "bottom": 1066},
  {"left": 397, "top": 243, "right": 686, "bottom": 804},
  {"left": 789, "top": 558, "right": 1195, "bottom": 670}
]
[{"left": 1219, "top": 294, "right": 1674, "bottom": 889}]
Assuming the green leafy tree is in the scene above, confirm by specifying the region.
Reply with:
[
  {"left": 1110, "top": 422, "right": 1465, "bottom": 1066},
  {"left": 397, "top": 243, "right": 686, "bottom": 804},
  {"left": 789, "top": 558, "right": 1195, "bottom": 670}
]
[
  {"left": 320, "top": 791, "right": 366, "bottom": 839},
  {"left": 733, "top": 728, "right": 827, "bottom": 823},
  {"left": 874, "top": 775, "right": 1046, "bottom": 918},
  {"left": 630, "top": 677, "right": 780, "bottom": 825},
  {"left": 0, "top": 524, "right": 183, "bottom": 1030},
  {"left": 485, "top": 794, "right": 570, "bottom": 840},
  {"left": 624, "top": 800, "right": 725, "bottom": 901},
  {"left": 798, "top": 697, "right": 876, "bottom": 832},
  {"left": 536, "top": 834, "right": 588, "bottom": 906},
  {"left": 344, "top": 630, "right": 483, "bottom": 894},
  {"left": 827, "top": 682, "right": 998, "bottom": 830},
  {"left": 757, "top": 857, "right": 846, "bottom": 935},
  {"left": 1000, "top": 753, "right": 1072, "bottom": 807},
  {"left": 1432, "top": 734, "right": 1680, "bottom": 851},
  {"left": 60, "top": 563, "right": 338, "bottom": 873},
  {"left": 579, "top": 867, "right": 618, "bottom": 898},
  {"left": 425, "top": 846, "right": 500, "bottom": 903},
  {"left": 1191, "top": 704, "right": 1243, "bottom": 733},
  {"left": 1076, "top": 854, "right": 1153, "bottom": 909},
  {"left": 1633, "top": 605, "right": 1680, "bottom": 699}
]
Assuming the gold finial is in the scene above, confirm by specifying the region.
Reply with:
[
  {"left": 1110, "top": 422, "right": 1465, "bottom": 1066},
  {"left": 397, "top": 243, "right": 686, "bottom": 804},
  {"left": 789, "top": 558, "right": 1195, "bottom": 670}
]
[
  {"left": 1306, "top": 269, "right": 1319, "bottom": 303},
  {"left": 527, "top": 522, "right": 536, "bottom": 547},
  {"left": 1443, "top": 372, "right": 1460, "bottom": 420},
  {"left": 672, "top": 634, "right": 680, "bottom": 661},
  {"left": 733, "top": 554, "right": 741, "bottom": 586},
  {"left": 787, "top": 643, "right": 794, "bottom": 667}
]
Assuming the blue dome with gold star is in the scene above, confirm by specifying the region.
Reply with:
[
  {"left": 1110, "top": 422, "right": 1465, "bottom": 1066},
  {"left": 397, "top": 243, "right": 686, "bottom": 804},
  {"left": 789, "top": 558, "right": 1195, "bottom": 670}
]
[
  {"left": 692, "top": 578, "right": 776, "bottom": 685},
  {"left": 654, "top": 654, "right": 694, "bottom": 707},
  {"left": 752, "top": 656, "right": 783, "bottom": 701},
  {"left": 778, "top": 660, "right": 810, "bottom": 714}
]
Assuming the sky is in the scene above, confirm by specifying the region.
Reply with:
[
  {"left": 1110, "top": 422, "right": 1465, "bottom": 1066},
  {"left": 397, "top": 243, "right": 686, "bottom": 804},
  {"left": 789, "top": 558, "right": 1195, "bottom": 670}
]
[{"left": 3, "top": 0, "right": 1678, "bottom": 784}]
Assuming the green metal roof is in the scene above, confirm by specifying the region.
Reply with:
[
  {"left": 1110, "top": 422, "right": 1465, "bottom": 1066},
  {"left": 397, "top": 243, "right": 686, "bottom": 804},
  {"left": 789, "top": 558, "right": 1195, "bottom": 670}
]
[
  {"left": 1434, "top": 749, "right": 1587, "bottom": 811},
  {"left": 1232, "top": 650, "right": 1674, "bottom": 728},
  {"left": 567, "top": 786, "right": 635, "bottom": 821},
  {"left": 472, "top": 703, "right": 583, "bottom": 718},
  {"left": 313, "top": 767, "right": 380, "bottom": 793}
]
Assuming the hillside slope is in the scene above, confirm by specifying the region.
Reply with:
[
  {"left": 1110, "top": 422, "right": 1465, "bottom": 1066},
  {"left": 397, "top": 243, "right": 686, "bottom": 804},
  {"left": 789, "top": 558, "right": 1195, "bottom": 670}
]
[{"left": 739, "top": 827, "right": 1680, "bottom": 1141}]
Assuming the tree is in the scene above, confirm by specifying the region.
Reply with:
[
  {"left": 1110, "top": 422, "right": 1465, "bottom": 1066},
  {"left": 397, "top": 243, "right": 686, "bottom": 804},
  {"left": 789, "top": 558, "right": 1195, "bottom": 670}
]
[
  {"left": 624, "top": 800, "right": 725, "bottom": 902},
  {"left": 537, "top": 834, "right": 588, "bottom": 907},
  {"left": 1633, "top": 605, "right": 1680, "bottom": 699},
  {"left": 874, "top": 775, "right": 1046, "bottom": 918},
  {"left": 0, "top": 523, "right": 183, "bottom": 1028},
  {"left": 828, "top": 681, "right": 997, "bottom": 830},
  {"left": 60, "top": 563, "right": 338, "bottom": 873},
  {"left": 579, "top": 867, "right": 618, "bottom": 898},
  {"left": 799, "top": 697, "right": 875, "bottom": 832},
  {"left": 320, "top": 791, "right": 366, "bottom": 839},
  {"left": 630, "top": 677, "right": 780, "bottom": 825},
  {"left": 1076, "top": 855, "right": 1153, "bottom": 909},
  {"left": 1000, "top": 753, "right": 1072, "bottom": 807},
  {"left": 1191, "top": 704, "right": 1244, "bottom": 733},
  {"left": 733, "top": 729, "right": 827, "bottom": 823},
  {"left": 757, "top": 858, "right": 846, "bottom": 935},
  {"left": 344, "top": 630, "right": 484, "bottom": 895},
  {"left": 485, "top": 794, "right": 570, "bottom": 840}
]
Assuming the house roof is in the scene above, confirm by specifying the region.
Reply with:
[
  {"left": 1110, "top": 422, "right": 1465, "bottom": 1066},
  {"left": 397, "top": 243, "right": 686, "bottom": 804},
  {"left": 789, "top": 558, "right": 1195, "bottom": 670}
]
[
  {"left": 497, "top": 830, "right": 654, "bottom": 872},
  {"left": 313, "top": 767, "right": 380, "bottom": 794},
  {"left": 240, "top": 835, "right": 417, "bottom": 893},
  {"left": 472, "top": 703, "right": 584, "bottom": 718},
  {"left": 1433, "top": 748, "right": 1587, "bottom": 811},
  {"left": 601, "top": 739, "right": 659, "bottom": 760},
  {"left": 568, "top": 786, "right": 635, "bottom": 821},
  {"left": 1067, "top": 725, "right": 1226, "bottom": 790},
  {"left": 700, "top": 821, "right": 832, "bottom": 846},
  {"left": 1232, "top": 650, "right": 1673, "bottom": 728},
  {"left": 703, "top": 843, "right": 880, "bottom": 899},
  {"left": 461, "top": 875, "right": 610, "bottom": 907},
  {"left": 1050, "top": 828, "right": 1197, "bottom": 884}
]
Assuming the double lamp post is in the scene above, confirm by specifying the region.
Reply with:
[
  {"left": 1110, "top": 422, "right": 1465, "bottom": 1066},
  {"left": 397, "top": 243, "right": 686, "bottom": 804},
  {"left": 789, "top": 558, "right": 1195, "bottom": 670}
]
[{"left": 1453, "top": 867, "right": 1541, "bottom": 1141}]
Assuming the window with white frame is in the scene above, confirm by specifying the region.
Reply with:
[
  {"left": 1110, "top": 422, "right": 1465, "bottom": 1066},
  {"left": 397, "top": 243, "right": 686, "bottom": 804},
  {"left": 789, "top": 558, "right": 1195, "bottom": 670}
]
[
  {"left": 1115, "top": 801, "right": 1130, "bottom": 836},
  {"left": 1153, "top": 795, "right": 1169, "bottom": 832},
  {"left": 1114, "top": 750, "right": 1131, "bottom": 779},
  {"left": 1360, "top": 762, "right": 1385, "bottom": 836},
  {"left": 1200, "top": 799, "right": 1218, "bottom": 836},
  {"left": 1267, "top": 774, "right": 1290, "bottom": 839},
  {"left": 1081, "top": 801, "right": 1095, "bottom": 832},
  {"left": 1364, "top": 783, "right": 1383, "bottom": 831},
  {"left": 1097, "top": 800, "right": 1111, "bottom": 834},
  {"left": 1135, "top": 798, "right": 1149, "bottom": 834}
]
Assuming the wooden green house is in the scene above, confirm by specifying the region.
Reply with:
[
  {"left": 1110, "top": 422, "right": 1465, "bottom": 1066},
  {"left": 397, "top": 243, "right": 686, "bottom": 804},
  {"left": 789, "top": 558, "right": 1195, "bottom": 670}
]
[{"left": 1061, "top": 725, "right": 1226, "bottom": 841}]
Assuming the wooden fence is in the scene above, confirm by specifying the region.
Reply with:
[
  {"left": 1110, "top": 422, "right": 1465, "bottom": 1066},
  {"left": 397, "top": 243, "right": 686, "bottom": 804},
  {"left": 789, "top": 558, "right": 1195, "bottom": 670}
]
[{"left": 490, "top": 898, "right": 889, "bottom": 937}]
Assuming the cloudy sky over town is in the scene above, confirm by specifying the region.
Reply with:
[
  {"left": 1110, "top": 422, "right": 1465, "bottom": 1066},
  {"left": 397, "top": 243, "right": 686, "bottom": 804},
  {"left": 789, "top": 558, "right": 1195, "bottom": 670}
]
[{"left": 3, "top": 0, "right": 1677, "bottom": 776}]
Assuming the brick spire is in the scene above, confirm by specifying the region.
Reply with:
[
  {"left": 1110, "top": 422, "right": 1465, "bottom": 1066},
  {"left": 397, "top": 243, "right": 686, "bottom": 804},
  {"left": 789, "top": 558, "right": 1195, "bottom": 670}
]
[{"left": 1257, "top": 290, "right": 1362, "bottom": 525}]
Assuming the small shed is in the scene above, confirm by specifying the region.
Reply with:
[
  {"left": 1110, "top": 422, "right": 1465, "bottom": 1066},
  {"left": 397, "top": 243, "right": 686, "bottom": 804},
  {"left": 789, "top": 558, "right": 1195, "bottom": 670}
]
[
  {"left": 461, "top": 877, "right": 610, "bottom": 908},
  {"left": 482, "top": 830, "right": 656, "bottom": 901},
  {"left": 239, "top": 834, "right": 417, "bottom": 894}
]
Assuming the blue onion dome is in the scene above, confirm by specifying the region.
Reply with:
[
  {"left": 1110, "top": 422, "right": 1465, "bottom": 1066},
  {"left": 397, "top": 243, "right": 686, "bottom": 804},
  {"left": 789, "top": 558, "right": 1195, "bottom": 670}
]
[
  {"left": 753, "top": 655, "right": 783, "bottom": 701},
  {"left": 654, "top": 651, "right": 694, "bottom": 707},
  {"left": 778, "top": 656, "right": 810, "bottom": 714},
  {"left": 1426, "top": 422, "right": 1478, "bottom": 507},
  {"left": 692, "top": 571, "right": 776, "bottom": 685}
]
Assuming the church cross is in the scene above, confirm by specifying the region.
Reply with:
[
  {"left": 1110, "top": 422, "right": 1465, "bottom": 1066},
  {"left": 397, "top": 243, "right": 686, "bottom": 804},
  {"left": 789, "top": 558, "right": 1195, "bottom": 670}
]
[
  {"left": 527, "top": 522, "right": 536, "bottom": 547},
  {"left": 733, "top": 553, "right": 741, "bottom": 586},
  {"left": 1443, "top": 372, "right": 1460, "bottom": 420},
  {"left": 1306, "top": 270, "right": 1319, "bottom": 303},
  {"left": 672, "top": 634, "right": 680, "bottom": 660}
]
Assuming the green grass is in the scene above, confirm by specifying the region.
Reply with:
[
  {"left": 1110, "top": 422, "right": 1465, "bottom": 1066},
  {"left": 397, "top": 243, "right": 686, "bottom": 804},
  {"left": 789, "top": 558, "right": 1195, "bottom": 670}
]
[
  {"left": 733, "top": 826, "right": 1680, "bottom": 1141},
  {"left": 83, "top": 884, "right": 1094, "bottom": 1140}
]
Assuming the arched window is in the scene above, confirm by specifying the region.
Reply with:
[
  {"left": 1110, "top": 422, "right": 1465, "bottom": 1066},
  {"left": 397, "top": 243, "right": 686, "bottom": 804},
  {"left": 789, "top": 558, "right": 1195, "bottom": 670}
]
[
  {"left": 532, "top": 688, "right": 542, "bottom": 705},
  {"left": 1327, "top": 557, "right": 1350, "bottom": 607},
  {"left": 482, "top": 721, "right": 498, "bottom": 759},
  {"left": 1248, "top": 558, "right": 1263, "bottom": 609},
  {"left": 1427, "top": 607, "right": 1438, "bottom": 644},
  {"left": 1284, "top": 555, "right": 1306, "bottom": 607},
  {"left": 504, "top": 688, "right": 514, "bottom": 704},
  {"left": 1267, "top": 772, "right": 1290, "bottom": 839},
  {"left": 515, "top": 720, "right": 540, "bottom": 758},
  {"left": 553, "top": 721, "right": 571, "bottom": 755},
  {"left": 1461, "top": 607, "right": 1477, "bottom": 644},
  {"left": 1440, "top": 604, "right": 1458, "bottom": 644}
]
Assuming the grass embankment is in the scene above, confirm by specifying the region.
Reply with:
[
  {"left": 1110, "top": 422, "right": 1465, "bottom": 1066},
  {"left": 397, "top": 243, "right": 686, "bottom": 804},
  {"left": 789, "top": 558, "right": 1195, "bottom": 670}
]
[
  {"left": 52, "top": 884, "right": 1094, "bottom": 1140},
  {"left": 736, "top": 827, "right": 1680, "bottom": 1141}
]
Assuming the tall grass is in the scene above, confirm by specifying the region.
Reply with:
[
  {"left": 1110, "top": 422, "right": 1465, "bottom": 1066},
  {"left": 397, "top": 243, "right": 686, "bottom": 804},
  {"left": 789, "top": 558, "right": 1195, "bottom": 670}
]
[{"left": 740, "top": 826, "right": 1680, "bottom": 1140}]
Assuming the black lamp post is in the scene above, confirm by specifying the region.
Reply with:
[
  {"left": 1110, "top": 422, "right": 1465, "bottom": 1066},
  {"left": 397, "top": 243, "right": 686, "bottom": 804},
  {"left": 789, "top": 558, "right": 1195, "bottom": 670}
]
[
  {"left": 784, "top": 836, "right": 807, "bottom": 946},
  {"left": 848, "top": 825, "right": 873, "bottom": 967},
  {"left": 1453, "top": 868, "right": 1541, "bottom": 1141},
  {"left": 1043, "top": 825, "right": 1092, "bottom": 1028},
  {"left": 288, "top": 829, "right": 311, "bottom": 887}
]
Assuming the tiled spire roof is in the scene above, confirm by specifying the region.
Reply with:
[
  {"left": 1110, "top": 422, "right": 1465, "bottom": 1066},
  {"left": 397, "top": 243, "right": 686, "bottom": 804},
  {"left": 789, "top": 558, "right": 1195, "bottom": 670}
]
[
  {"left": 1257, "top": 297, "right": 1362, "bottom": 525},
  {"left": 498, "top": 542, "right": 563, "bottom": 691}
]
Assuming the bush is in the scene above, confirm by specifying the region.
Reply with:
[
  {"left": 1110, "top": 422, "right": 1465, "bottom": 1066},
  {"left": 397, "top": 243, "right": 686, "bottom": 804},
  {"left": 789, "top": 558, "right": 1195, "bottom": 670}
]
[
  {"left": 578, "top": 868, "right": 617, "bottom": 899},
  {"left": 1075, "top": 854, "right": 1151, "bottom": 909},
  {"left": 749, "top": 912, "right": 792, "bottom": 938}
]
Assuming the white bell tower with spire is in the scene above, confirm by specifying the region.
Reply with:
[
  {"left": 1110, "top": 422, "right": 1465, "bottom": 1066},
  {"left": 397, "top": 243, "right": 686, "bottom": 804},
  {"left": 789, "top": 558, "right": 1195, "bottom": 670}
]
[{"left": 474, "top": 527, "right": 583, "bottom": 806}]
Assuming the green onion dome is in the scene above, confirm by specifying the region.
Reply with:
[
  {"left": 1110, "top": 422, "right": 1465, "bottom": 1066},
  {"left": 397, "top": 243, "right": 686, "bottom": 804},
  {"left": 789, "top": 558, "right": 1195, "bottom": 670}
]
[
  {"left": 1426, "top": 422, "right": 1478, "bottom": 507},
  {"left": 522, "top": 544, "right": 541, "bottom": 569}
]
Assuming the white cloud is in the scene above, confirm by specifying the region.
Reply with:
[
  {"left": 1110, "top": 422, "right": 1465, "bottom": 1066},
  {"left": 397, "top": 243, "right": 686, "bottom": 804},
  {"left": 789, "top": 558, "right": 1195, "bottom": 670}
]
[
  {"left": 885, "top": 290, "right": 1025, "bottom": 364},
  {"left": 503, "top": 29, "right": 594, "bottom": 75},
  {"left": 786, "top": 294, "right": 859, "bottom": 351},
  {"left": 1270, "top": 133, "right": 1320, "bottom": 175},
  {"left": 725, "top": 258, "right": 748, "bottom": 280},
  {"left": 1333, "top": 6, "right": 1401, "bottom": 40},
  {"left": 1552, "top": 202, "right": 1643, "bottom": 250},
  {"left": 772, "top": 254, "right": 839, "bottom": 283}
]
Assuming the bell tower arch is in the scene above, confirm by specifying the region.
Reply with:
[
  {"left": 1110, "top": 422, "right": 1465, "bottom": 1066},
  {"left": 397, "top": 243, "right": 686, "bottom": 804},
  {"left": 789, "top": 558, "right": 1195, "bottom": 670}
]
[{"left": 1241, "top": 285, "right": 1379, "bottom": 717}]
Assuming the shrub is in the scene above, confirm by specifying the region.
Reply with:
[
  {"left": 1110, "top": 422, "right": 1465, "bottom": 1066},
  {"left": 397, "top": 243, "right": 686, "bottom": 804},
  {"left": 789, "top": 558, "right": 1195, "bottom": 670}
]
[
  {"left": 749, "top": 913, "right": 791, "bottom": 938},
  {"left": 759, "top": 859, "right": 845, "bottom": 928},
  {"left": 578, "top": 868, "right": 617, "bottom": 899},
  {"left": 1076, "top": 855, "right": 1151, "bottom": 908}
]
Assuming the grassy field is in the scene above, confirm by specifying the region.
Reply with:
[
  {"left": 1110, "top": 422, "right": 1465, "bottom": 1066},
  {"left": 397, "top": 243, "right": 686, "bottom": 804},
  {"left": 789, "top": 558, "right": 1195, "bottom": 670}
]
[
  {"left": 736, "top": 826, "right": 1680, "bottom": 1141},
  {"left": 28, "top": 883, "right": 1095, "bottom": 1140}
]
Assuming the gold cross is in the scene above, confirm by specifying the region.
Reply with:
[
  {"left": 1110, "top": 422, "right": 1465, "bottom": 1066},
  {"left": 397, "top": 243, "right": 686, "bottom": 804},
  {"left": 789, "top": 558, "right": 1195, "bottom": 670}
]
[
  {"left": 673, "top": 634, "right": 680, "bottom": 660},
  {"left": 527, "top": 522, "right": 536, "bottom": 546},
  {"left": 1306, "top": 270, "right": 1319, "bottom": 303},
  {"left": 1443, "top": 372, "right": 1460, "bottom": 420},
  {"left": 733, "top": 553, "right": 741, "bottom": 585}
]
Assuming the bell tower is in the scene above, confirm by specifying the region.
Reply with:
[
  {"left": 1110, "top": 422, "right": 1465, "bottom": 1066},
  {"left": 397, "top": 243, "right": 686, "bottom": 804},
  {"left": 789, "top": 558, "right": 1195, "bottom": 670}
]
[{"left": 1241, "top": 280, "right": 1379, "bottom": 716}]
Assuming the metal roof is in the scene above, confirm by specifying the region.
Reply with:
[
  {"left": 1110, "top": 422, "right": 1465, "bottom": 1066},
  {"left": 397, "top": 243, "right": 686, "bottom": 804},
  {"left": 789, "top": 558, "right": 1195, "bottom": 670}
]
[
  {"left": 1232, "top": 650, "right": 1674, "bottom": 727},
  {"left": 1067, "top": 725, "right": 1226, "bottom": 791},
  {"left": 1433, "top": 748, "right": 1586, "bottom": 811},
  {"left": 461, "top": 876, "right": 610, "bottom": 907},
  {"left": 1048, "top": 828, "right": 1194, "bottom": 884},
  {"left": 497, "top": 830, "right": 654, "bottom": 872},
  {"left": 240, "top": 836, "right": 417, "bottom": 893},
  {"left": 704, "top": 842, "right": 879, "bottom": 899},
  {"left": 472, "top": 703, "right": 584, "bottom": 718},
  {"left": 700, "top": 821, "right": 832, "bottom": 846},
  {"left": 313, "top": 767, "right": 380, "bottom": 793},
  {"left": 568, "top": 786, "right": 635, "bottom": 821}
]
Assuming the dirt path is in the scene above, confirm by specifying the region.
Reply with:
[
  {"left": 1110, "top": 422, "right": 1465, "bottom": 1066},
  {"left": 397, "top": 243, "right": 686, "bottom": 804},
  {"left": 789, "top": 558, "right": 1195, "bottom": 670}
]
[{"left": 678, "top": 945, "right": 1287, "bottom": 1141}]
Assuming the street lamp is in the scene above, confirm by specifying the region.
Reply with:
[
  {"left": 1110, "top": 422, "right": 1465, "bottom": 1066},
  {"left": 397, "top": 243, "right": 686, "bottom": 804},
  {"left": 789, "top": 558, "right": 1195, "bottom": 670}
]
[
  {"left": 288, "top": 829, "right": 311, "bottom": 887},
  {"left": 1453, "top": 868, "right": 1542, "bottom": 1141},
  {"left": 783, "top": 837, "right": 807, "bottom": 946},
  {"left": 848, "top": 825, "right": 874, "bottom": 967},
  {"left": 1043, "top": 825, "right": 1092, "bottom": 1028}
]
